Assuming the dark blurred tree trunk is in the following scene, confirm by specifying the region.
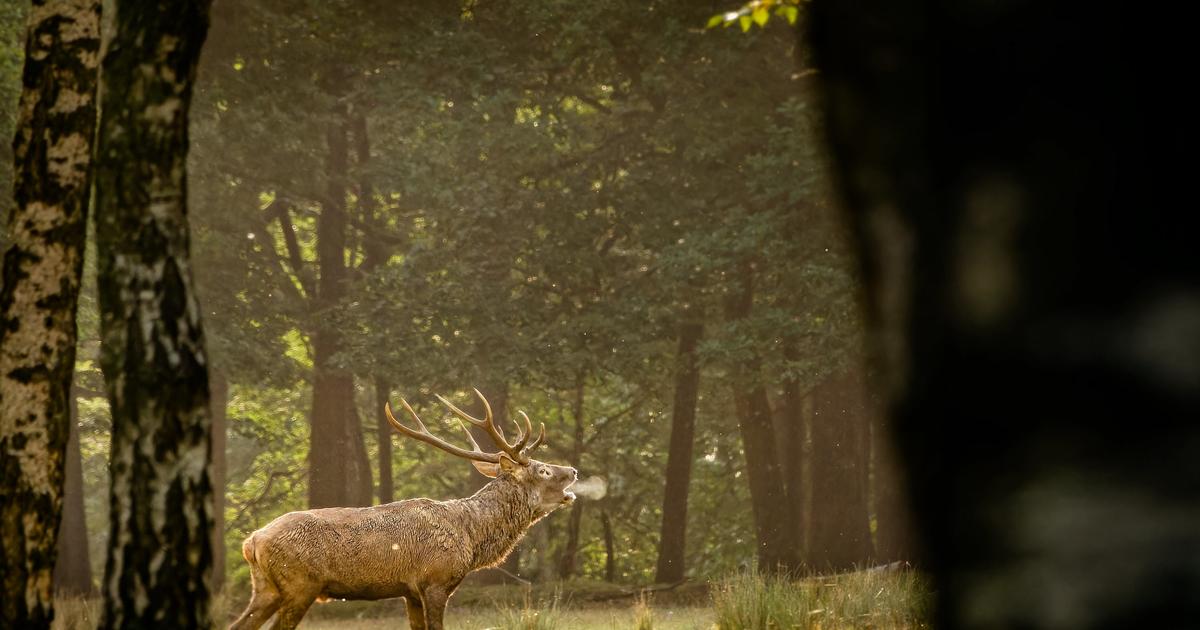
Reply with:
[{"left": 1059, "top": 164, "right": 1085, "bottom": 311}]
[
  {"left": 54, "top": 388, "right": 94, "bottom": 597},
  {"left": 600, "top": 508, "right": 616, "bottom": 583},
  {"left": 808, "top": 3, "right": 1200, "bottom": 623},
  {"left": 557, "top": 380, "right": 586, "bottom": 579},
  {"left": 777, "top": 340, "right": 807, "bottom": 566},
  {"left": 654, "top": 320, "right": 703, "bottom": 583},
  {"left": 209, "top": 371, "right": 228, "bottom": 590},
  {"left": 871, "top": 404, "right": 916, "bottom": 564},
  {"left": 0, "top": 1, "right": 100, "bottom": 624},
  {"left": 807, "top": 367, "right": 873, "bottom": 571},
  {"left": 308, "top": 108, "right": 371, "bottom": 509},
  {"left": 375, "top": 378, "right": 394, "bottom": 504},
  {"left": 724, "top": 261, "right": 801, "bottom": 575},
  {"left": 94, "top": 1, "right": 215, "bottom": 626}
]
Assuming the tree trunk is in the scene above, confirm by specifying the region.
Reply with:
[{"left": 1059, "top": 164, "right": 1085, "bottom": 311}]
[
  {"left": 654, "top": 320, "right": 703, "bottom": 583},
  {"left": 600, "top": 508, "right": 616, "bottom": 583},
  {"left": 375, "top": 377, "right": 393, "bottom": 504},
  {"left": 210, "top": 371, "right": 228, "bottom": 590},
  {"left": 308, "top": 110, "right": 372, "bottom": 509},
  {"left": 871, "top": 400, "right": 916, "bottom": 564},
  {"left": 778, "top": 341, "right": 807, "bottom": 565},
  {"left": 557, "top": 381, "right": 586, "bottom": 579},
  {"left": 0, "top": 1, "right": 100, "bottom": 625},
  {"left": 807, "top": 367, "right": 873, "bottom": 571},
  {"left": 723, "top": 262, "right": 800, "bottom": 575},
  {"left": 93, "top": 1, "right": 215, "bottom": 626},
  {"left": 54, "top": 388, "right": 94, "bottom": 597}
]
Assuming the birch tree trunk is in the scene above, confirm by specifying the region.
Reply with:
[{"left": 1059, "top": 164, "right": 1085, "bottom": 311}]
[
  {"left": 0, "top": 0, "right": 100, "bottom": 625},
  {"left": 93, "top": 0, "right": 215, "bottom": 626}
]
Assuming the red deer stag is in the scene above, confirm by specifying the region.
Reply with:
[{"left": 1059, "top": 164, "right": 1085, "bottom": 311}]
[{"left": 229, "top": 389, "right": 577, "bottom": 630}]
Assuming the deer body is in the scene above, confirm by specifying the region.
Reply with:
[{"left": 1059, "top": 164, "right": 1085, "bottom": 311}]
[{"left": 230, "top": 390, "right": 577, "bottom": 630}]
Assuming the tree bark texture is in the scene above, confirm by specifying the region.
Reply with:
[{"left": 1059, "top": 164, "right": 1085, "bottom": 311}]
[
  {"left": 308, "top": 110, "right": 372, "bottom": 509},
  {"left": 809, "top": 2, "right": 1200, "bottom": 625},
  {"left": 54, "top": 388, "right": 94, "bottom": 596},
  {"left": 0, "top": 0, "right": 100, "bottom": 625},
  {"left": 807, "top": 367, "right": 873, "bottom": 571},
  {"left": 93, "top": 1, "right": 215, "bottom": 626},
  {"left": 723, "top": 262, "right": 801, "bottom": 575},
  {"left": 654, "top": 321, "right": 703, "bottom": 583}
]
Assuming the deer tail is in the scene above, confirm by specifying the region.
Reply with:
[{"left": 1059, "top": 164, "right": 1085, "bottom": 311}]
[{"left": 242, "top": 533, "right": 257, "bottom": 564}]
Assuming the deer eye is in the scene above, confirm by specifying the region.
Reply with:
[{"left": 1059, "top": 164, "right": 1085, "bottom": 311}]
[{"left": 538, "top": 468, "right": 551, "bottom": 478}]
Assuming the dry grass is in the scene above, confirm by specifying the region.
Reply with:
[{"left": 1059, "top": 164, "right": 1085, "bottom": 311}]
[{"left": 55, "top": 568, "right": 929, "bottom": 629}]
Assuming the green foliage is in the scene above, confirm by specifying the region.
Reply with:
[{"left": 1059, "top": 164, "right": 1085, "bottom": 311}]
[
  {"left": 0, "top": 0, "right": 865, "bottom": 590},
  {"left": 707, "top": 1, "right": 802, "bottom": 32},
  {"left": 711, "top": 569, "right": 933, "bottom": 629}
]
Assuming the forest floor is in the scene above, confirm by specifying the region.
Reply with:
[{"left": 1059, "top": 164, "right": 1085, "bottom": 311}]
[{"left": 53, "top": 569, "right": 930, "bottom": 629}]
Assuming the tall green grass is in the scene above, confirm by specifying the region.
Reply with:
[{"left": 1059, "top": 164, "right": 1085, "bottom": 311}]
[{"left": 711, "top": 568, "right": 932, "bottom": 630}]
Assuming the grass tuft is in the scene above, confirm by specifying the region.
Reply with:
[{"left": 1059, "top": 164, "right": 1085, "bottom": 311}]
[
  {"left": 711, "top": 568, "right": 932, "bottom": 630},
  {"left": 631, "top": 592, "right": 655, "bottom": 630},
  {"left": 493, "top": 589, "right": 564, "bottom": 630}
]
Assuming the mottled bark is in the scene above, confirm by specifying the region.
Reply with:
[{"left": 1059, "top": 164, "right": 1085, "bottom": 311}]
[
  {"left": 210, "top": 371, "right": 228, "bottom": 590},
  {"left": 54, "top": 388, "right": 94, "bottom": 596},
  {"left": 807, "top": 368, "right": 873, "bottom": 571},
  {"left": 93, "top": 1, "right": 214, "bottom": 626},
  {"left": 654, "top": 321, "right": 702, "bottom": 583},
  {"left": 0, "top": 0, "right": 100, "bottom": 625},
  {"left": 724, "top": 262, "right": 801, "bottom": 575},
  {"left": 308, "top": 111, "right": 372, "bottom": 509}
]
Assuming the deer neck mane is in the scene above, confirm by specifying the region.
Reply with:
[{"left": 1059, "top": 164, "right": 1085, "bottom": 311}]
[{"left": 459, "top": 475, "right": 540, "bottom": 569}]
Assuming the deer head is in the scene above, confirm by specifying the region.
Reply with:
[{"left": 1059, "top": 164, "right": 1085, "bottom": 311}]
[{"left": 384, "top": 388, "right": 577, "bottom": 514}]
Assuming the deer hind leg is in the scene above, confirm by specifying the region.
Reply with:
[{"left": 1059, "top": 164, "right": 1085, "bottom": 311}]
[
  {"left": 271, "top": 594, "right": 317, "bottom": 630},
  {"left": 404, "top": 595, "right": 426, "bottom": 630},
  {"left": 228, "top": 568, "right": 281, "bottom": 630}
]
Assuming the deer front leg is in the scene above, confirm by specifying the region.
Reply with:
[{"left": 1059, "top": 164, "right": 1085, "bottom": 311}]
[
  {"left": 404, "top": 595, "right": 426, "bottom": 630},
  {"left": 420, "top": 584, "right": 453, "bottom": 630}
]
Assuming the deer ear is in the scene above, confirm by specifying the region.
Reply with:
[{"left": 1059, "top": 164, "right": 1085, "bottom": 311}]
[
  {"left": 472, "top": 460, "right": 500, "bottom": 478},
  {"left": 498, "top": 453, "right": 521, "bottom": 474}
]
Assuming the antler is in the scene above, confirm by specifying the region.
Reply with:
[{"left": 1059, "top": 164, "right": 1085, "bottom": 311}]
[
  {"left": 434, "top": 388, "right": 546, "bottom": 465},
  {"left": 385, "top": 398, "right": 501, "bottom": 463}
]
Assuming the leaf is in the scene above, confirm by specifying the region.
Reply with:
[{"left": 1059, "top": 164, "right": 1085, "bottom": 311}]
[
  {"left": 706, "top": 14, "right": 724, "bottom": 29},
  {"left": 739, "top": 15, "right": 752, "bottom": 32},
  {"left": 783, "top": 5, "right": 800, "bottom": 25},
  {"left": 752, "top": 7, "right": 769, "bottom": 27}
]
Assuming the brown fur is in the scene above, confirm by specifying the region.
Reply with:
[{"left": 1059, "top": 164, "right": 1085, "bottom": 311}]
[{"left": 229, "top": 457, "right": 576, "bottom": 630}]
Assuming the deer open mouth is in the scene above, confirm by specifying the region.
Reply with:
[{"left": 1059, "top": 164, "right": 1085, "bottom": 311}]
[{"left": 562, "top": 478, "right": 577, "bottom": 504}]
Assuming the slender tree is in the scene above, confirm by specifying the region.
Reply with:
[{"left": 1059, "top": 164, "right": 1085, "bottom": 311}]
[
  {"left": 53, "top": 387, "right": 94, "bottom": 596},
  {"left": 654, "top": 320, "right": 703, "bottom": 583},
  {"left": 93, "top": 0, "right": 215, "bottom": 625},
  {"left": 724, "top": 261, "right": 802, "bottom": 574},
  {"left": 0, "top": 0, "right": 100, "bottom": 625}
]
